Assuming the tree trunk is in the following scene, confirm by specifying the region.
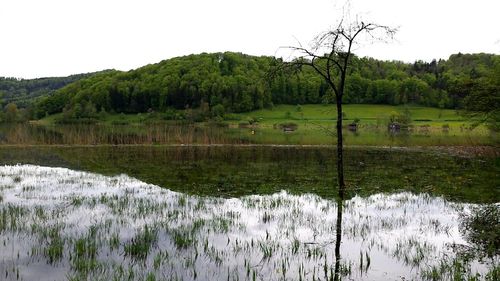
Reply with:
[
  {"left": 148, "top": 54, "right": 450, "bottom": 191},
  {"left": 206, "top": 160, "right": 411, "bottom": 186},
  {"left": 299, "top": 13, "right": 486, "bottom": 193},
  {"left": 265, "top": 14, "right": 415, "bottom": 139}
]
[
  {"left": 333, "top": 199, "right": 343, "bottom": 281},
  {"left": 336, "top": 98, "right": 345, "bottom": 199},
  {"left": 334, "top": 97, "right": 345, "bottom": 281}
]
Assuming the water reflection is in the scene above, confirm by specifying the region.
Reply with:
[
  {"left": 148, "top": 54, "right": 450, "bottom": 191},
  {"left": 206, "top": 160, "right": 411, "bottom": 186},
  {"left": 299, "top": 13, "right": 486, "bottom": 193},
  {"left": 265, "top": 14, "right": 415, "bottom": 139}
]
[
  {"left": 334, "top": 197, "right": 343, "bottom": 281},
  {"left": 0, "top": 146, "right": 497, "bottom": 203},
  {"left": 1, "top": 165, "right": 497, "bottom": 280}
]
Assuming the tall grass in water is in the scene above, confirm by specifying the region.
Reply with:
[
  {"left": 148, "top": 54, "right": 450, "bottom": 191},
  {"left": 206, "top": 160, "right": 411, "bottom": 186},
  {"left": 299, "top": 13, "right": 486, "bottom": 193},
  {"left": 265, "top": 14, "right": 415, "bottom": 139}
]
[
  {"left": 0, "top": 165, "right": 498, "bottom": 281},
  {"left": 0, "top": 123, "right": 495, "bottom": 146},
  {"left": 0, "top": 123, "right": 248, "bottom": 145}
]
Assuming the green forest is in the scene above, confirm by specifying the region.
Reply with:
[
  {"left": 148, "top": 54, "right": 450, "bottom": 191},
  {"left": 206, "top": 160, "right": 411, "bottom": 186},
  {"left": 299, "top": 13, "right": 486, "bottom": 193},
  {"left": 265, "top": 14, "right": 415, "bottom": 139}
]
[
  {"left": 1, "top": 52, "right": 499, "bottom": 125},
  {"left": 0, "top": 72, "right": 99, "bottom": 107}
]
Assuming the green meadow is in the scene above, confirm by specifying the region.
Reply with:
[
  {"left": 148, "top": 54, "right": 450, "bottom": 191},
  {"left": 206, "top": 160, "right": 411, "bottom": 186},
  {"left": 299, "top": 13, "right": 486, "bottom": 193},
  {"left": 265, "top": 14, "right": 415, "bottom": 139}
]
[
  {"left": 232, "top": 104, "right": 495, "bottom": 146},
  {"left": 25, "top": 104, "right": 496, "bottom": 146}
]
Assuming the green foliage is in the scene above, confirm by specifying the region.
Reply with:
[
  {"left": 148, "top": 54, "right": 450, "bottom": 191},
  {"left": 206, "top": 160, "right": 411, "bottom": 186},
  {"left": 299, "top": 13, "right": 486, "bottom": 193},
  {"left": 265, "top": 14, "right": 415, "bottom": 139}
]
[
  {"left": 56, "top": 100, "right": 99, "bottom": 124},
  {"left": 461, "top": 55, "right": 500, "bottom": 131},
  {"left": 30, "top": 52, "right": 499, "bottom": 122},
  {"left": 3, "top": 102, "right": 19, "bottom": 123},
  {"left": 211, "top": 104, "right": 225, "bottom": 118},
  {"left": 0, "top": 72, "right": 99, "bottom": 108},
  {"left": 389, "top": 107, "right": 412, "bottom": 126}
]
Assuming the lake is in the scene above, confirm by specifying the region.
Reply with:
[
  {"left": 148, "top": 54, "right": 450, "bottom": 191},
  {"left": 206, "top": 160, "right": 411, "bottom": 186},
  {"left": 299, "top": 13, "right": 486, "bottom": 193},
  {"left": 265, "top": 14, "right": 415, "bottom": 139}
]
[{"left": 0, "top": 146, "right": 498, "bottom": 280}]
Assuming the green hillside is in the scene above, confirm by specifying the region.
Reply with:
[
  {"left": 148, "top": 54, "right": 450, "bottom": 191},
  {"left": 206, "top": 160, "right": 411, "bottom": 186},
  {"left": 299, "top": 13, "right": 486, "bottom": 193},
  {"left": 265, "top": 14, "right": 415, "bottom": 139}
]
[
  {"left": 31, "top": 52, "right": 499, "bottom": 124},
  {"left": 0, "top": 71, "right": 107, "bottom": 108}
]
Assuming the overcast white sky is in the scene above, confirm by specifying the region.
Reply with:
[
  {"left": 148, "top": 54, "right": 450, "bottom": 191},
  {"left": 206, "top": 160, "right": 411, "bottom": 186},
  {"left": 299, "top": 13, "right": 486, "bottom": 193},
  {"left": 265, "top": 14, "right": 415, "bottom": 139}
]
[{"left": 1, "top": 0, "right": 499, "bottom": 79}]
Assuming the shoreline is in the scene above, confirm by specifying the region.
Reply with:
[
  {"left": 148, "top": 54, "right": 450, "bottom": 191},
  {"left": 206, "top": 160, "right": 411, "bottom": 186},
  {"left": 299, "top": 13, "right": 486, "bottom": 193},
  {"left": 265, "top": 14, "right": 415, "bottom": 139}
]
[{"left": 0, "top": 143, "right": 498, "bottom": 157}]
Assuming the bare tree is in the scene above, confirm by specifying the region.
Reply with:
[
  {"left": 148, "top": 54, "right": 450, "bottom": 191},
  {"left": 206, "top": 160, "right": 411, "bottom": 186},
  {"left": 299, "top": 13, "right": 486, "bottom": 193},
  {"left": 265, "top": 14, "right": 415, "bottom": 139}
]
[
  {"left": 277, "top": 13, "right": 396, "bottom": 281},
  {"left": 285, "top": 18, "right": 396, "bottom": 200}
]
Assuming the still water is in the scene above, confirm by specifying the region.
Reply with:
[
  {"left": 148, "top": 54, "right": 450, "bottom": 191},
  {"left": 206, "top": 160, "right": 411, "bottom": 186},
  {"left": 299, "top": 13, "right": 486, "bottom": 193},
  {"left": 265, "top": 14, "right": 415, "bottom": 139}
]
[{"left": 0, "top": 147, "right": 498, "bottom": 280}]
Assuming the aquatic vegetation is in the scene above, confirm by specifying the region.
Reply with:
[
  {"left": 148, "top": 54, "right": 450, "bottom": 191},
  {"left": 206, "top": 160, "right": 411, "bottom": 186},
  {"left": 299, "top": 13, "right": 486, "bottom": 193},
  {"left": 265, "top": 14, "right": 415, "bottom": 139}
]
[
  {"left": 459, "top": 204, "right": 500, "bottom": 258},
  {"left": 0, "top": 165, "right": 497, "bottom": 281},
  {"left": 124, "top": 225, "right": 158, "bottom": 259},
  {"left": 1, "top": 146, "right": 497, "bottom": 203}
]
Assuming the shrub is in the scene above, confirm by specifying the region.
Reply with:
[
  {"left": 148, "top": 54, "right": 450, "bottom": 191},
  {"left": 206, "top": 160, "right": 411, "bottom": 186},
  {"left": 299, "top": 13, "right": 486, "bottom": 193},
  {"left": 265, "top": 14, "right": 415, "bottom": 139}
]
[{"left": 211, "top": 104, "right": 225, "bottom": 118}]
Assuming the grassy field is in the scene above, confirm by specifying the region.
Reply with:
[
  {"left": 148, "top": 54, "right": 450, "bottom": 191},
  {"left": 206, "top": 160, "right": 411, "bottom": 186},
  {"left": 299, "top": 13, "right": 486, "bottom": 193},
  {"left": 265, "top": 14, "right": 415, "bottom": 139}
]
[
  {"left": 236, "top": 104, "right": 462, "bottom": 122},
  {"left": 29, "top": 104, "right": 498, "bottom": 146},
  {"left": 39, "top": 104, "right": 467, "bottom": 125},
  {"left": 230, "top": 104, "right": 496, "bottom": 146}
]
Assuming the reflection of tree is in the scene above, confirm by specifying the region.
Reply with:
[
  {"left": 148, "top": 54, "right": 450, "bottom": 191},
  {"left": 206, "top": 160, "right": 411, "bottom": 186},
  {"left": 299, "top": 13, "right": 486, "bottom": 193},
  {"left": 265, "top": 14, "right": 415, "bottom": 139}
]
[
  {"left": 333, "top": 199, "right": 343, "bottom": 281},
  {"left": 460, "top": 204, "right": 499, "bottom": 258}
]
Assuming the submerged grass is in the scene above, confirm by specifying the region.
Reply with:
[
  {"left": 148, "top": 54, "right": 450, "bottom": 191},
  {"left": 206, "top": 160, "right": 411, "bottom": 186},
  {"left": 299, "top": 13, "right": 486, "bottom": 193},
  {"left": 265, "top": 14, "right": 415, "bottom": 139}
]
[
  {"left": 0, "top": 163, "right": 498, "bottom": 281},
  {"left": 171, "top": 229, "right": 196, "bottom": 250},
  {"left": 43, "top": 226, "right": 64, "bottom": 264},
  {"left": 124, "top": 225, "right": 158, "bottom": 259},
  {"left": 421, "top": 256, "right": 499, "bottom": 281}
]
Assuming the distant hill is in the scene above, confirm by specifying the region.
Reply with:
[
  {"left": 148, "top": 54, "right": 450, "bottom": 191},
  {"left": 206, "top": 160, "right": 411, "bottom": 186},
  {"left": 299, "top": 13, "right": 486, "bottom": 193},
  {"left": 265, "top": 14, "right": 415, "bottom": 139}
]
[
  {"left": 0, "top": 71, "right": 112, "bottom": 108},
  {"left": 22, "top": 52, "right": 500, "bottom": 118}
]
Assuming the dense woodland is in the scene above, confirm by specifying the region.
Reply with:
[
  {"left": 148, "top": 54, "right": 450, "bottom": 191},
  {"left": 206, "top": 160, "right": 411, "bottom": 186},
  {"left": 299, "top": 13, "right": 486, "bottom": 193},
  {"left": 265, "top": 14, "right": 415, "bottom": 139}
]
[
  {"left": 0, "top": 72, "right": 99, "bottom": 108},
  {"left": 1, "top": 52, "right": 498, "bottom": 126}
]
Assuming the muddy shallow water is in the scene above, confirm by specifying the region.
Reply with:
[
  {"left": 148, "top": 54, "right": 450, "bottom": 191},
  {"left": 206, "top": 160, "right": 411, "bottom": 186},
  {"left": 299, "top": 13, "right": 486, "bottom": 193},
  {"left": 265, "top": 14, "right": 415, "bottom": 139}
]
[{"left": 0, "top": 165, "right": 497, "bottom": 281}]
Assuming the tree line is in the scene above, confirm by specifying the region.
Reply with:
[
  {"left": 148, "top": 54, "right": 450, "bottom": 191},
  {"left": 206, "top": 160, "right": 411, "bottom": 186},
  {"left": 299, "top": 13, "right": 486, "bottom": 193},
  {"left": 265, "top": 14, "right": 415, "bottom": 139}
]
[
  {"left": 0, "top": 72, "right": 101, "bottom": 107},
  {"left": 1, "top": 52, "right": 498, "bottom": 124}
]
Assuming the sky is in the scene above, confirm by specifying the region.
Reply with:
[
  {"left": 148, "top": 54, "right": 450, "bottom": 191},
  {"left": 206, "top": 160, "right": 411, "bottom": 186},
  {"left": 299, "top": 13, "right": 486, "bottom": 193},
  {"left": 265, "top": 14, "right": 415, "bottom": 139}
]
[{"left": 1, "top": 0, "right": 499, "bottom": 79}]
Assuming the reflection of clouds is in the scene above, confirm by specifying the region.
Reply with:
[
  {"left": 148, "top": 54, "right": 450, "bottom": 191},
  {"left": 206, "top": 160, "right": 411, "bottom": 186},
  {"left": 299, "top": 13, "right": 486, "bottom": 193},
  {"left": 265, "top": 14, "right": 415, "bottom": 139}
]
[{"left": 0, "top": 165, "right": 491, "bottom": 281}]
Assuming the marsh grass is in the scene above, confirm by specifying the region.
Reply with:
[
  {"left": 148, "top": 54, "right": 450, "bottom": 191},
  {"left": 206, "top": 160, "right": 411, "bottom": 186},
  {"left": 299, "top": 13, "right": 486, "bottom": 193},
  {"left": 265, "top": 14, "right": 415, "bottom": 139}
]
[
  {"left": 1, "top": 110, "right": 497, "bottom": 147},
  {"left": 0, "top": 165, "right": 497, "bottom": 281},
  {"left": 0, "top": 123, "right": 242, "bottom": 146},
  {"left": 124, "top": 225, "right": 158, "bottom": 259},
  {"left": 71, "top": 234, "right": 99, "bottom": 275},
  {"left": 43, "top": 226, "right": 64, "bottom": 264},
  {"left": 421, "top": 256, "right": 499, "bottom": 281}
]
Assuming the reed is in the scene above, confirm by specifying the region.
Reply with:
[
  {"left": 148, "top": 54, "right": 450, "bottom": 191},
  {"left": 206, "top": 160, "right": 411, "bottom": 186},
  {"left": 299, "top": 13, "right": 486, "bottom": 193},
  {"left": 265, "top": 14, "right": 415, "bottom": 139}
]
[{"left": 0, "top": 122, "right": 495, "bottom": 146}]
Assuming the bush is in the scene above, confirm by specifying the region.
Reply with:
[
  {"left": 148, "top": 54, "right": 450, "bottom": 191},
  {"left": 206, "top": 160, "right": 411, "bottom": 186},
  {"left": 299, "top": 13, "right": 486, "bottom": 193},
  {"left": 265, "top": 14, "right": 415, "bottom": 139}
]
[
  {"left": 211, "top": 104, "right": 225, "bottom": 118},
  {"left": 389, "top": 110, "right": 412, "bottom": 126}
]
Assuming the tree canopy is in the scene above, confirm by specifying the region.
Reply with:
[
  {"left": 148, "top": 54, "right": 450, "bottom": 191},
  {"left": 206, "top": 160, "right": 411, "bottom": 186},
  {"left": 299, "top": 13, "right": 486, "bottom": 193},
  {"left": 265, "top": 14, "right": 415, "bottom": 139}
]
[
  {"left": 0, "top": 72, "right": 102, "bottom": 108},
  {"left": 26, "top": 52, "right": 500, "bottom": 118}
]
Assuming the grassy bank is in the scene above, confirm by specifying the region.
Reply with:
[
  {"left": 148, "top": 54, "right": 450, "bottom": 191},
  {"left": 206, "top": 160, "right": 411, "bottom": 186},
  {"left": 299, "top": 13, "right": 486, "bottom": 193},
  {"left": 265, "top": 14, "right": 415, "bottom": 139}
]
[
  {"left": 39, "top": 104, "right": 469, "bottom": 125},
  {"left": 13, "top": 104, "right": 499, "bottom": 146}
]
